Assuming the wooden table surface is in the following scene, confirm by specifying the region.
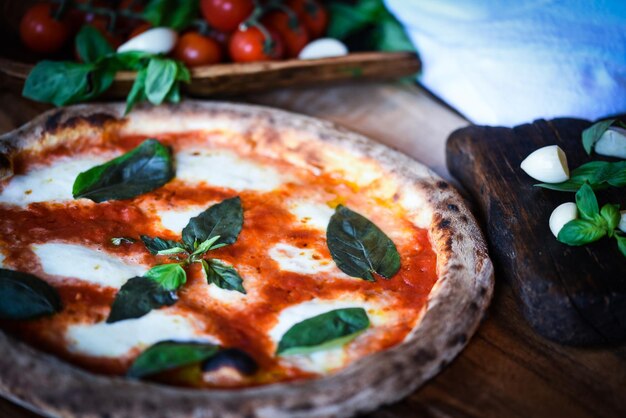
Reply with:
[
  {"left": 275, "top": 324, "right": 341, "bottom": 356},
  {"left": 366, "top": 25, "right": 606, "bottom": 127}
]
[{"left": 1, "top": 82, "right": 625, "bottom": 418}]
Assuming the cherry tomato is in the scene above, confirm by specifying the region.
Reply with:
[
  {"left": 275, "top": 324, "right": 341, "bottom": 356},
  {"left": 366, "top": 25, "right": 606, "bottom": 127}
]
[
  {"left": 285, "top": 0, "right": 328, "bottom": 39},
  {"left": 89, "top": 18, "right": 124, "bottom": 49},
  {"left": 200, "top": 0, "right": 254, "bottom": 33},
  {"left": 173, "top": 32, "right": 223, "bottom": 67},
  {"left": 19, "top": 3, "right": 71, "bottom": 54},
  {"left": 262, "top": 11, "right": 309, "bottom": 58},
  {"left": 128, "top": 22, "right": 152, "bottom": 39},
  {"left": 229, "top": 26, "right": 284, "bottom": 62}
]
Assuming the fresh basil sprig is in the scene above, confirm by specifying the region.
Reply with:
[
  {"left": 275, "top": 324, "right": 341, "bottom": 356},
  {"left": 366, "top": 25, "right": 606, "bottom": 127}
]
[
  {"left": 326, "top": 205, "right": 401, "bottom": 281},
  {"left": 109, "top": 197, "right": 246, "bottom": 322},
  {"left": 0, "top": 269, "right": 62, "bottom": 320},
  {"left": 557, "top": 183, "right": 625, "bottom": 256},
  {"left": 276, "top": 308, "right": 370, "bottom": 355},
  {"left": 536, "top": 161, "right": 626, "bottom": 192},
  {"left": 582, "top": 119, "right": 617, "bottom": 155},
  {"left": 22, "top": 26, "right": 191, "bottom": 114},
  {"left": 73, "top": 139, "right": 174, "bottom": 202},
  {"left": 327, "top": 0, "right": 414, "bottom": 52},
  {"left": 127, "top": 340, "right": 258, "bottom": 379},
  {"left": 143, "top": 0, "right": 199, "bottom": 31}
]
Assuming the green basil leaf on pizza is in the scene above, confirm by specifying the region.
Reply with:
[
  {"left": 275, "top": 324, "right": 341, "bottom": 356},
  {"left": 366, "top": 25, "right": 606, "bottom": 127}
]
[
  {"left": 73, "top": 139, "right": 174, "bottom": 202},
  {"left": 107, "top": 272, "right": 184, "bottom": 323},
  {"left": 140, "top": 235, "right": 184, "bottom": 255},
  {"left": 276, "top": 307, "right": 370, "bottom": 355},
  {"left": 0, "top": 269, "right": 61, "bottom": 320},
  {"left": 326, "top": 205, "right": 400, "bottom": 281},
  {"left": 182, "top": 197, "right": 243, "bottom": 250},
  {"left": 127, "top": 340, "right": 219, "bottom": 379},
  {"left": 202, "top": 259, "right": 246, "bottom": 294}
]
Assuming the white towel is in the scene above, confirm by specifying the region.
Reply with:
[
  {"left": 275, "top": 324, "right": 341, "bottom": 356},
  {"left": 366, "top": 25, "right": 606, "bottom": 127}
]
[{"left": 384, "top": 0, "right": 626, "bottom": 126}]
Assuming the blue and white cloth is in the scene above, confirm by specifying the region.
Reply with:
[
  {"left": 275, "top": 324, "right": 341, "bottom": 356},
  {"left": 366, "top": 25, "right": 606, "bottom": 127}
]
[{"left": 385, "top": 0, "right": 626, "bottom": 126}]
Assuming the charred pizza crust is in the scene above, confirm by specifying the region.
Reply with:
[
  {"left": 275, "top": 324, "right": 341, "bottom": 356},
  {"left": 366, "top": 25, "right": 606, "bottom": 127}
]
[{"left": 0, "top": 102, "right": 493, "bottom": 418}]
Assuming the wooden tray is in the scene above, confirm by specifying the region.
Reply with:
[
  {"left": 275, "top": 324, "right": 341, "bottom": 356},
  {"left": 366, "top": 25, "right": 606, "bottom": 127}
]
[
  {"left": 446, "top": 116, "right": 626, "bottom": 346},
  {"left": 0, "top": 0, "right": 421, "bottom": 97}
]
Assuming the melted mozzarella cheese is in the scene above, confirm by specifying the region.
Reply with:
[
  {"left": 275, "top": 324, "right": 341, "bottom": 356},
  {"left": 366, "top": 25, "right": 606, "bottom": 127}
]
[
  {"left": 176, "top": 149, "right": 285, "bottom": 191},
  {"left": 288, "top": 200, "right": 334, "bottom": 230},
  {"left": 158, "top": 206, "right": 207, "bottom": 234},
  {"left": 66, "top": 310, "right": 217, "bottom": 358},
  {"left": 268, "top": 243, "right": 334, "bottom": 275},
  {"left": 33, "top": 243, "right": 146, "bottom": 288},
  {"left": 0, "top": 156, "right": 108, "bottom": 206}
]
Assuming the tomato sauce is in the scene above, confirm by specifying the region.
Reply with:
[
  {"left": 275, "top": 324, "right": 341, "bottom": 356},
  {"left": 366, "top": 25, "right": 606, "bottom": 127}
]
[{"left": 0, "top": 130, "right": 438, "bottom": 388}]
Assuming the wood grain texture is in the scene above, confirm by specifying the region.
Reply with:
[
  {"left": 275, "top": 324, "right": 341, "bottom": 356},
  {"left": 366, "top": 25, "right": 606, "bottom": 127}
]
[
  {"left": 446, "top": 118, "right": 626, "bottom": 345},
  {"left": 1, "top": 83, "right": 625, "bottom": 417}
]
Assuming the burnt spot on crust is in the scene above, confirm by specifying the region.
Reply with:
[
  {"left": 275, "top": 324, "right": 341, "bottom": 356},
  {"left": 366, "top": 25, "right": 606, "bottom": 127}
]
[
  {"left": 449, "top": 264, "right": 464, "bottom": 271},
  {"left": 460, "top": 215, "right": 469, "bottom": 223},
  {"left": 438, "top": 218, "right": 451, "bottom": 229},
  {"left": 413, "top": 349, "right": 436, "bottom": 364},
  {"left": 445, "top": 237, "right": 453, "bottom": 251},
  {"left": 447, "top": 203, "right": 459, "bottom": 212},
  {"left": 44, "top": 110, "right": 65, "bottom": 133},
  {"left": 437, "top": 181, "right": 449, "bottom": 190},
  {"left": 479, "top": 286, "right": 488, "bottom": 297},
  {"left": 447, "top": 333, "right": 467, "bottom": 348},
  {"left": 43, "top": 112, "right": 118, "bottom": 135},
  {"left": 469, "top": 301, "right": 479, "bottom": 312}
]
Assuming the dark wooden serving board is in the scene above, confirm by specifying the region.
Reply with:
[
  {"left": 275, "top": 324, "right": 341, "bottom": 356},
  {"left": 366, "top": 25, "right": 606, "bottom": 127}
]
[{"left": 446, "top": 116, "right": 626, "bottom": 346}]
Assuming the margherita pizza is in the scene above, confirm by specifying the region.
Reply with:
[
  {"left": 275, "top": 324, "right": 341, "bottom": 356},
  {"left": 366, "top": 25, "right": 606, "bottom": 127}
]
[{"left": 0, "top": 102, "right": 493, "bottom": 418}]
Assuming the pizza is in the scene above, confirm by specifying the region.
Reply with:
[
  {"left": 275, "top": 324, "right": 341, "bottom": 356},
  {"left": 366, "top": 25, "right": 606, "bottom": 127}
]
[{"left": 0, "top": 102, "right": 493, "bottom": 418}]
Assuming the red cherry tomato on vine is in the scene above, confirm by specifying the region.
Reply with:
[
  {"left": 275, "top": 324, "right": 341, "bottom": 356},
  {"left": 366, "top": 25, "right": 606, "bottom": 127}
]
[
  {"left": 200, "top": 0, "right": 254, "bottom": 33},
  {"left": 173, "top": 32, "right": 223, "bottom": 67},
  {"left": 19, "top": 3, "right": 71, "bottom": 54},
  {"left": 262, "top": 11, "right": 309, "bottom": 58},
  {"left": 128, "top": 23, "right": 152, "bottom": 39},
  {"left": 285, "top": 0, "right": 328, "bottom": 39},
  {"left": 228, "top": 26, "right": 284, "bottom": 63}
]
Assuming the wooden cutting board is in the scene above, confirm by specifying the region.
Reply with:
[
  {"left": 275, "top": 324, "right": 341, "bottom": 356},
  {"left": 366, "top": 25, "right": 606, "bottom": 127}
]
[{"left": 446, "top": 116, "right": 626, "bottom": 346}]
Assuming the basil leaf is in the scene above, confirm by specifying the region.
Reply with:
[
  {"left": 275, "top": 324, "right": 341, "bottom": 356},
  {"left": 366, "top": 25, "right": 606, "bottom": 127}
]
[
  {"left": 575, "top": 183, "right": 599, "bottom": 221},
  {"left": 582, "top": 119, "right": 615, "bottom": 155},
  {"left": 327, "top": 2, "right": 375, "bottom": 40},
  {"left": 374, "top": 16, "right": 415, "bottom": 52},
  {"left": 127, "top": 340, "right": 218, "bottom": 379},
  {"left": 23, "top": 61, "right": 94, "bottom": 106},
  {"left": 125, "top": 66, "right": 148, "bottom": 114},
  {"left": 145, "top": 264, "right": 186, "bottom": 291},
  {"left": 557, "top": 219, "right": 606, "bottom": 246},
  {"left": 73, "top": 139, "right": 174, "bottom": 202},
  {"left": 141, "top": 235, "right": 184, "bottom": 255},
  {"left": 165, "top": 83, "right": 181, "bottom": 104},
  {"left": 600, "top": 204, "right": 621, "bottom": 236},
  {"left": 108, "top": 51, "right": 152, "bottom": 71},
  {"left": 202, "top": 348, "right": 258, "bottom": 375},
  {"left": 191, "top": 236, "right": 222, "bottom": 257},
  {"left": 202, "top": 259, "right": 245, "bottom": 294},
  {"left": 536, "top": 161, "right": 626, "bottom": 192},
  {"left": 143, "top": 0, "right": 199, "bottom": 30},
  {"left": 326, "top": 205, "right": 400, "bottom": 281},
  {"left": 107, "top": 276, "right": 177, "bottom": 323},
  {"left": 0, "top": 269, "right": 61, "bottom": 320},
  {"left": 276, "top": 308, "right": 369, "bottom": 355},
  {"left": 145, "top": 57, "right": 177, "bottom": 105},
  {"left": 76, "top": 25, "right": 114, "bottom": 63},
  {"left": 616, "top": 234, "right": 626, "bottom": 257},
  {"left": 182, "top": 197, "right": 243, "bottom": 250}
]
